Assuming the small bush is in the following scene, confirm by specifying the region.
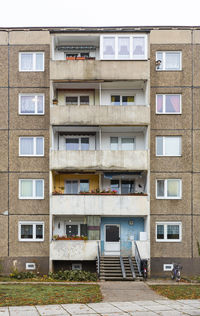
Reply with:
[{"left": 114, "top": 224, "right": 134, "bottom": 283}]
[
  {"left": 48, "top": 270, "right": 97, "bottom": 281},
  {"left": 10, "top": 269, "right": 36, "bottom": 279}
]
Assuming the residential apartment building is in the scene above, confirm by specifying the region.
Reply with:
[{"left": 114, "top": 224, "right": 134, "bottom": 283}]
[{"left": 0, "top": 26, "right": 200, "bottom": 277}]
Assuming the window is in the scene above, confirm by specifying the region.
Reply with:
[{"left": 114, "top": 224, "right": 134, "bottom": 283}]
[
  {"left": 19, "top": 179, "right": 44, "bottom": 199},
  {"left": 156, "top": 136, "right": 181, "bottom": 156},
  {"left": 64, "top": 179, "right": 89, "bottom": 194},
  {"left": 19, "top": 137, "right": 44, "bottom": 156},
  {"left": 156, "top": 94, "right": 181, "bottom": 114},
  {"left": 101, "top": 35, "right": 147, "bottom": 60},
  {"left": 156, "top": 222, "right": 182, "bottom": 242},
  {"left": 66, "top": 95, "right": 89, "bottom": 106},
  {"left": 111, "top": 95, "right": 135, "bottom": 106},
  {"left": 19, "top": 94, "right": 44, "bottom": 115},
  {"left": 19, "top": 52, "right": 44, "bottom": 71},
  {"left": 65, "top": 223, "right": 87, "bottom": 237},
  {"left": 110, "top": 137, "right": 135, "bottom": 150},
  {"left": 19, "top": 222, "right": 44, "bottom": 241},
  {"left": 66, "top": 137, "right": 89, "bottom": 150},
  {"left": 110, "top": 179, "right": 134, "bottom": 194},
  {"left": 156, "top": 51, "right": 182, "bottom": 71},
  {"left": 156, "top": 179, "right": 182, "bottom": 199}
]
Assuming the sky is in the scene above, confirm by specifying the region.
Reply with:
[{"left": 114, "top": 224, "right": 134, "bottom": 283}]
[{"left": 0, "top": 0, "right": 199, "bottom": 28}]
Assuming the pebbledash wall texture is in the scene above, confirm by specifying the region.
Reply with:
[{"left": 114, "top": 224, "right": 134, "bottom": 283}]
[{"left": 0, "top": 26, "right": 200, "bottom": 277}]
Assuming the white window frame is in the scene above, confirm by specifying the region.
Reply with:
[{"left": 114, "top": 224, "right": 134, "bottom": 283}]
[
  {"left": 156, "top": 51, "right": 182, "bottom": 71},
  {"left": 110, "top": 137, "right": 135, "bottom": 150},
  {"left": 156, "top": 222, "right": 182, "bottom": 242},
  {"left": 65, "top": 136, "right": 90, "bottom": 150},
  {"left": 163, "top": 264, "right": 173, "bottom": 271},
  {"left": 156, "top": 179, "right": 182, "bottom": 199},
  {"left": 156, "top": 136, "right": 182, "bottom": 157},
  {"left": 65, "top": 221, "right": 81, "bottom": 236},
  {"left": 19, "top": 221, "right": 44, "bottom": 242},
  {"left": 110, "top": 178, "right": 135, "bottom": 194},
  {"left": 19, "top": 179, "right": 44, "bottom": 199},
  {"left": 64, "top": 179, "right": 89, "bottom": 194},
  {"left": 110, "top": 94, "right": 135, "bottom": 106},
  {"left": 100, "top": 34, "right": 148, "bottom": 60},
  {"left": 65, "top": 94, "right": 90, "bottom": 106},
  {"left": 19, "top": 52, "right": 45, "bottom": 72},
  {"left": 26, "top": 263, "right": 36, "bottom": 270},
  {"left": 156, "top": 94, "right": 182, "bottom": 114},
  {"left": 19, "top": 94, "right": 45, "bottom": 115},
  {"left": 19, "top": 137, "right": 44, "bottom": 157}
]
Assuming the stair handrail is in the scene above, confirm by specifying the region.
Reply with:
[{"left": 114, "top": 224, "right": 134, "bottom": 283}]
[
  {"left": 134, "top": 241, "right": 142, "bottom": 276},
  {"left": 97, "top": 241, "right": 100, "bottom": 277},
  {"left": 120, "top": 256, "right": 126, "bottom": 279},
  {"left": 128, "top": 256, "right": 136, "bottom": 279}
]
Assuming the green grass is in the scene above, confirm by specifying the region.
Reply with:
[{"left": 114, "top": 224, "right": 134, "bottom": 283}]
[
  {"left": 150, "top": 284, "right": 200, "bottom": 300},
  {"left": 0, "top": 284, "right": 102, "bottom": 306}
]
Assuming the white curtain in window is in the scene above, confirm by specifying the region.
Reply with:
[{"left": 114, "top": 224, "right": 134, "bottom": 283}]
[
  {"left": 21, "top": 180, "right": 33, "bottom": 197},
  {"left": 167, "top": 180, "right": 180, "bottom": 197},
  {"left": 165, "top": 137, "right": 181, "bottom": 156},
  {"left": 103, "top": 37, "right": 115, "bottom": 58},
  {"left": 36, "top": 53, "right": 43, "bottom": 70},
  {"left": 118, "top": 37, "right": 130, "bottom": 58},
  {"left": 36, "top": 138, "right": 44, "bottom": 155},
  {"left": 20, "top": 138, "right": 33, "bottom": 155},
  {"left": 21, "top": 96, "right": 35, "bottom": 113},
  {"left": 133, "top": 37, "right": 145, "bottom": 58},
  {"left": 37, "top": 96, "right": 44, "bottom": 113},
  {"left": 21, "top": 53, "right": 33, "bottom": 70},
  {"left": 35, "top": 180, "right": 43, "bottom": 198},
  {"left": 165, "top": 53, "right": 180, "bottom": 70}
]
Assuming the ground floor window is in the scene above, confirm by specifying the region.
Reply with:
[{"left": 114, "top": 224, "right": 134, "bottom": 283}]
[
  {"left": 156, "top": 222, "right": 182, "bottom": 242},
  {"left": 19, "top": 221, "right": 44, "bottom": 241}
]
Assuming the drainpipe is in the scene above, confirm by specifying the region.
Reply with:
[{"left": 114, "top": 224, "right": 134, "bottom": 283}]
[{"left": 99, "top": 83, "right": 102, "bottom": 106}]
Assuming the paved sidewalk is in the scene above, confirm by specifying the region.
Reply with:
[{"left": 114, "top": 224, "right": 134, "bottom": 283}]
[{"left": 1, "top": 300, "right": 200, "bottom": 315}]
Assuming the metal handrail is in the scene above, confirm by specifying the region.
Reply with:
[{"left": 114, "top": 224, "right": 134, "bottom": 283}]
[
  {"left": 128, "top": 256, "right": 136, "bottom": 279},
  {"left": 120, "top": 256, "right": 126, "bottom": 279},
  {"left": 97, "top": 241, "right": 100, "bottom": 277},
  {"left": 134, "top": 241, "right": 142, "bottom": 276}
]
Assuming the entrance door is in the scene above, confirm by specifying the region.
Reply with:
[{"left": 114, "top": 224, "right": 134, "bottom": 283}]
[{"left": 104, "top": 224, "right": 120, "bottom": 256}]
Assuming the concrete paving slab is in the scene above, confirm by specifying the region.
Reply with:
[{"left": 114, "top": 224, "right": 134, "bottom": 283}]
[
  {"left": 157, "top": 312, "right": 184, "bottom": 316},
  {"left": 0, "top": 307, "right": 9, "bottom": 316},
  {"left": 36, "top": 305, "right": 69, "bottom": 315},
  {"left": 129, "top": 312, "right": 158, "bottom": 316},
  {"left": 184, "top": 310, "right": 200, "bottom": 316},
  {"left": 101, "top": 314, "right": 128, "bottom": 316},
  {"left": 88, "top": 302, "right": 121, "bottom": 313},
  {"left": 111, "top": 301, "right": 148, "bottom": 312},
  {"left": 135, "top": 300, "right": 164, "bottom": 306},
  {"left": 145, "top": 305, "right": 173, "bottom": 311},
  {"left": 9, "top": 311, "right": 39, "bottom": 316},
  {"left": 62, "top": 303, "right": 96, "bottom": 314},
  {"left": 9, "top": 306, "right": 37, "bottom": 311},
  {"left": 70, "top": 314, "right": 98, "bottom": 316}
]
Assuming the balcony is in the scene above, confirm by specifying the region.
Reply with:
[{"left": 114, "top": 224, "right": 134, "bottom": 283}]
[
  {"left": 50, "top": 240, "right": 98, "bottom": 261},
  {"left": 50, "top": 150, "right": 148, "bottom": 171},
  {"left": 50, "top": 194, "right": 149, "bottom": 216},
  {"left": 50, "top": 60, "right": 150, "bottom": 81},
  {"left": 50, "top": 105, "right": 150, "bottom": 126}
]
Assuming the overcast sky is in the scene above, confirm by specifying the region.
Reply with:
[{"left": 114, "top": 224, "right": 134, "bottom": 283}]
[{"left": 1, "top": 0, "right": 199, "bottom": 28}]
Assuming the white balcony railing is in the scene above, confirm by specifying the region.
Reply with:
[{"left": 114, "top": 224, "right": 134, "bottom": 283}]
[
  {"left": 50, "top": 150, "right": 148, "bottom": 171},
  {"left": 51, "top": 194, "right": 149, "bottom": 216},
  {"left": 50, "top": 240, "right": 98, "bottom": 261}
]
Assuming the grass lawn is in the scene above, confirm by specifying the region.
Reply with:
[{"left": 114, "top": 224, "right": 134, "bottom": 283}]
[
  {"left": 150, "top": 285, "right": 200, "bottom": 300},
  {"left": 0, "top": 284, "right": 102, "bottom": 307}
]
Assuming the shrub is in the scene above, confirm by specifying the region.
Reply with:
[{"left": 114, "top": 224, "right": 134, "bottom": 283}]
[
  {"left": 48, "top": 270, "right": 97, "bottom": 281},
  {"left": 10, "top": 269, "right": 36, "bottom": 279}
]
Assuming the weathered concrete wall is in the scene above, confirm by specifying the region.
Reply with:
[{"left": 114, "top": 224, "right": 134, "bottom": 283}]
[
  {"left": 51, "top": 194, "right": 149, "bottom": 216},
  {"left": 9, "top": 31, "right": 50, "bottom": 45},
  {"left": 150, "top": 30, "right": 192, "bottom": 44},
  {"left": 50, "top": 150, "right": 148, "bottom": 171},
  {"left": 50, "top": 105, "right": 150, "bottom": 126},
  {"left": 50, "top": 240, "right": 99, "bottom": 260}
]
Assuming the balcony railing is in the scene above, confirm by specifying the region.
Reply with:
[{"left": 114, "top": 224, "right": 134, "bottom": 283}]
[
  {"left": 51, "top": 193, "right": 149, "bottom": 216},
  {"left": 50, "top": 150, "right": 148, "bottom": 171},
  {"left": 50, "top": 105, "right": 150, "bottom": 126}
]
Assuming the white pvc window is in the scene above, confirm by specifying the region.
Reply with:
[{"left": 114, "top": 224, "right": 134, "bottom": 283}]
[
  {"left": 19, "top": 222, "right": 44, "bottom": 241},
  {"left": 156, "top": 222, "right": 182, "bottom": 242},
  {"left": 19, "top": 137, "right": 44, "bottom": 156},
  {"left": 19, "top": 94, "right": 44, "bottom": 115},
  {"left": 66, "top": 95, "right": 89, "bottom": 106},
  {"left": 110, "top": 137, "right": 135, "bottom": 150},
  {"left": 64, "top": 179, "right": 89, "bottom": 194},
  {"left": 65, "top": 137, "right": 89, "bottom": 150},
  {"left": 19, "top": 179, "right": 44, "bottom": 199},
  {"left": 156, "top": 179, "right": 182, "bottom": 199},
  {"left": 156, "top": 94, "right": 181, "bottom": 114},
  {"left": 101, "top": 35, "right": 147, "bottom": 60},
  {"left": 156, "top": 136, "right": 181, "bottom": 156},
  {"left": 111, "top": 95, "right": 135, "bottom": 106},
  {"left": 19, "top": 52, "right": 44, "bottom": 71},
  {"left": 156, "top": 51, "right": 182, "bottom": 71}
]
